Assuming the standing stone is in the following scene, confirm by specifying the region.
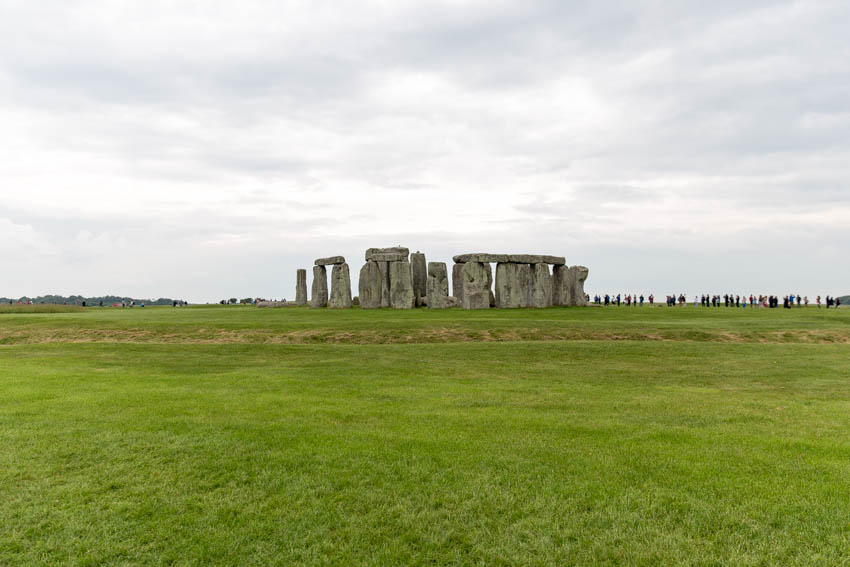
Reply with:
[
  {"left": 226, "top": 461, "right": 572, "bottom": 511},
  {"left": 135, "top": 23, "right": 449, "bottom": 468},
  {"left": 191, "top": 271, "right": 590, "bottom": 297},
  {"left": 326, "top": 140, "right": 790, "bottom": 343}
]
[
  {"left": 552, "top": 265, "right": 568, "bottom": 306},
  {"left": 310, "top": 265, "right": 328, "bottom": 308},
  {"left": 516, "top": 264, "right": 533, "bottom": 308},
  {"left": 329, "top": 263, "right": 352, "bottom": 308},
  {"left": 452, "top": 263, "right": 465, "bottom": 303},
  {"left": 389, "top": 261, "right": 415, "bottom": 309},
  {"left": 358, "top": 262, "right": 382, "bottom": 309},
  {"left": 411, "top": 252, "right": 427, "bottom": 304},
  {"left": 295, "top": 269, "right": 307, "bottom": 305},
  {"left": 461, "top": 262, "right": 490, "bottom": 309},
  {"left": 495, "top": 263, "right": 522, "bottom": 308},
  {"left": 568, "top": 266, "right": 590, "bottom": 306},
  {"left": 530, "top": 263, "right": 553, "bottom": 308},
  {"left": 378, "top": 261, "right": 391, "bottom": 307},
  {"left": 426, "top": 262, "right": 450, "bottom": 309}
]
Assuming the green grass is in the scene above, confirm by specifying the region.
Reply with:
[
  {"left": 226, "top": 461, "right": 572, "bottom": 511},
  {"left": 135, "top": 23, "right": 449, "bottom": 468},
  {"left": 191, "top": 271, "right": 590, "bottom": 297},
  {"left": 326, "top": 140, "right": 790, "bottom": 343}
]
[{"left": 1, "top": 306, "right": 849, "bottom": 565}]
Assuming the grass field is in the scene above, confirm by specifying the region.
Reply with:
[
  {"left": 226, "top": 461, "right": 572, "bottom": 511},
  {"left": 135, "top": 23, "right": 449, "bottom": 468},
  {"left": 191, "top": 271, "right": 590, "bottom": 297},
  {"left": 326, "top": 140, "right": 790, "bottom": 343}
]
[{"left": 2, "top": 305, "right": 849, "bottom": 565}]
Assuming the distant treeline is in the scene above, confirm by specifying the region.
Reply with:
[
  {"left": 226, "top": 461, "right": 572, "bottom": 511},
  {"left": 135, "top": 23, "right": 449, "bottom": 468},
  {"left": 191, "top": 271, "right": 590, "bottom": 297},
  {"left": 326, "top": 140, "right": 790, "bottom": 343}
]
[{"left": 1, "top": 295, "right": 182, "bottom": 306}]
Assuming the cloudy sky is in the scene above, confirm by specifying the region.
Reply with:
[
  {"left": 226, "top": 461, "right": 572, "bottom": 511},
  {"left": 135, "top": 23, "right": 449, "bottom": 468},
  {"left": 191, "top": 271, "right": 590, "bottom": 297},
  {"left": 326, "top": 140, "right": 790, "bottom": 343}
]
[{"left": 1, "top": 0, "right": 848, "bottom": 301}]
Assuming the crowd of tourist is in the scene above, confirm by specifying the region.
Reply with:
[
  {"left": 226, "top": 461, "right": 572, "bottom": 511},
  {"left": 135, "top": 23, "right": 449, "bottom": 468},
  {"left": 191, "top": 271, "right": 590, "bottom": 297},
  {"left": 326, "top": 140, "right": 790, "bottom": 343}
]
[{"left": 592, "top": 294, "right": 842, "bottom": 309}]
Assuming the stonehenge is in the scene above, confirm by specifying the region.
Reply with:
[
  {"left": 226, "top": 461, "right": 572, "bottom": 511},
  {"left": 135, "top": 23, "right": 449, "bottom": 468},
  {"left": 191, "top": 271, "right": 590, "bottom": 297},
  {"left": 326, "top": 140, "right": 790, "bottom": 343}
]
[
  {"left": 309, "top": 265, "right": 328, "bottom": 308},
  {"left": 329, "top": 263, "right": 352, "bottom": 308},
  {"left": 295, "top": 269, "right": 307, "bottom": 305},
  {"left": 299, "top": 248, "right": 588, "bottom": 310},
  {"left": 426, "top": 262, "right": 450, "bottom": 309}
]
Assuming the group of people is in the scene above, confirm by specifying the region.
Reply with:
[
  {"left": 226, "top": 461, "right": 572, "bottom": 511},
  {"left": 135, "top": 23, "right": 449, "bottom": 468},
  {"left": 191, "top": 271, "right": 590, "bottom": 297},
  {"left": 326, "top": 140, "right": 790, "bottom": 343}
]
[{"left": 592, "top": 293, "right": 843, "bottom": 309}]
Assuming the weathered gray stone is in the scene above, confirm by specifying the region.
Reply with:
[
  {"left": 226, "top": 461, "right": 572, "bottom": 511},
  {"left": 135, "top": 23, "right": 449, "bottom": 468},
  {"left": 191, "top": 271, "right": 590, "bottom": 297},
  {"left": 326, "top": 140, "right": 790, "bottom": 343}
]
[
  {"left": 315, "top": 256, "right": 345, "bottom": 266},
  {"left": 516, "top": 264, "right": 532, "bottom": 308},
  {"left": 358, "top": 261, "right": 382, "bottom": 309},
  {"left": 295, "top": 269, "right": 307, "bottom": 305},
  {"left": 552, "top": 265, "right": 568, "bottom": 306},
  {"left": 453, "top": 253, "right": 510, "bottom": 264},
  {"left": 530, "top": 263, "right": 553, "bottom": 307},
  {"left": 445, "top": 296, "right": 461, "bottom": 308},
  {"left": 367, "top": 253, "right": 408, "bottom": 262},
  {"left": 378, "top": 261, "right": 391, "bottom": 307},
  {"left": 426, "top": 262, "right": 450, "bottom": 309},
  {"left": 495, "top": 263, "right": 523, "bottom": 308},
  {"left": 309, "top": 265, "right": 328, "bottom": 308},
  {"left": 329, "top": 263, "right": 352, "bottom": 308},
  {"left": 365, "top": 247, "right": 409, "bottom": 261},
  {"left": 452, "top": 253, "right": 566, "bottom": 265},
  {"left": 452, "top": 263, "right": 465, "bottom": 303},
  {"left": 411, "top": 252, "right": 427, "bottom": 304},
  {"left": 568, "top": 265, "right": 589, "bottom": 306},
  {"left": 389, "top": 260, "right": 415, "bottom": 309},
  {"left": 461, "top": 262, "right": 490, "bottom": 309}
]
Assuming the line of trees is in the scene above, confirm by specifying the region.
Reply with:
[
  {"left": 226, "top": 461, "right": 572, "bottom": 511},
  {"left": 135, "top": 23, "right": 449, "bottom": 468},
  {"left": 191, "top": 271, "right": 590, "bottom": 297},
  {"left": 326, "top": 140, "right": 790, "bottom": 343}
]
[{"left": 1, "top": 295, "right": 181, "bottom": 306}]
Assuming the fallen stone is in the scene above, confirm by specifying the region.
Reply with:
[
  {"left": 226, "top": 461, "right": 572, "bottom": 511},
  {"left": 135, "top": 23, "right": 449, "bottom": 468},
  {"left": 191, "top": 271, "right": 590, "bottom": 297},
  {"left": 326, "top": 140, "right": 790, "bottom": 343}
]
[
  {"left": 295, "top": 269, "right": 307, "bottom": 305},
  {"left": 452, "top": 263, "right": 465, "bottom": 303},
  {"left": 445, "top": 296, "right": 461, "bottom": 308},
  {"left": 530, "top": 263, "right": 553, "bottom": 307},
  {"left": 426, "top": 262, "right": 450, "bottom": 309},
  {"left": 365, "top": 247, "right": 409, "bottom": 261},
  {"left": 358, "top": 261, "right": 382, "bottom": 309},
  {"left": 461, "top": 262, "right": 490, "bottom": 309},
  {"left": 411, "top": 252, "right": 427, "bottom": 304},
  {"left": 310, "top": 265, "right": 328, "bottom": 308},
  {"left": 389, "top": 260, "right": 415, "bottom": 309},
  {"left": 315, "top": 256, "right": 345, "bottom": 266}
]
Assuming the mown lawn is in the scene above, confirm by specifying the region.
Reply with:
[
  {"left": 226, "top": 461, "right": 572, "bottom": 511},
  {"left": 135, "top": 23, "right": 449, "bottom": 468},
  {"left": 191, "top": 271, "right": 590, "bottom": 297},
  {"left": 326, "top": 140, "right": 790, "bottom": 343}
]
[{"left": 1, "top": 306, "right": 849, "bottom": 565}]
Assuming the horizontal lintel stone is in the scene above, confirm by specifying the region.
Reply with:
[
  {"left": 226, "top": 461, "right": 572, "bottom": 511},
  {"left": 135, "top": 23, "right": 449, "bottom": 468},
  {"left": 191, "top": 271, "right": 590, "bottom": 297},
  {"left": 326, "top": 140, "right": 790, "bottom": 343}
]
[{"left": 315, "top": 256, "right": 346, "bottom": 266}]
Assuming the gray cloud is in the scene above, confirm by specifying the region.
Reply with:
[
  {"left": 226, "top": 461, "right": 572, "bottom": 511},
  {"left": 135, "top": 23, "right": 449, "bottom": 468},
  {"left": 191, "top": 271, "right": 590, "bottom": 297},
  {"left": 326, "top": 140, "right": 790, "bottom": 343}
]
[{"left": 1, "top": 0, "right": 848, "bottom": 300}]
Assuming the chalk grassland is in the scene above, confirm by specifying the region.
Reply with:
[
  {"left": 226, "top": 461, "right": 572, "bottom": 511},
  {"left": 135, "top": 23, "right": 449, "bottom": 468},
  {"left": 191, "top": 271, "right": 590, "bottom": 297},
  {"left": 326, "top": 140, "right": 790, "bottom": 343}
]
[
  {"left": 2, "top": 303, "right": 850, "bottom": 344},
  {"left": 1, "top": 307, "right": 849, "bottom": 565}
]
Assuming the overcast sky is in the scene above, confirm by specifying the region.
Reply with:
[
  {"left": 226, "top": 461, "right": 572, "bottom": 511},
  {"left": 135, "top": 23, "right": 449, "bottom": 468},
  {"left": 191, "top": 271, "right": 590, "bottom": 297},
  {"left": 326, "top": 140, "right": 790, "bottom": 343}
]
[{"left": 1, "top": 0, "right": 848, "bottom": 301}]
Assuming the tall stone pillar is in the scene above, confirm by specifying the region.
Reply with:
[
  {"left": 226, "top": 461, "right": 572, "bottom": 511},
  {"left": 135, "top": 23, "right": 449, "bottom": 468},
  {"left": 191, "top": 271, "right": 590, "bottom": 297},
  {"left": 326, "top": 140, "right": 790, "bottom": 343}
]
[
  {"left": 411, "top": 252, "right": 427, "bottom": 305},
  {"left": 516, "top": 263, "right": 532, "bottom": 308},
  {"left": 378, "top": 261, "right": 391, "bottom": 307},
  {"left": 426, "top": 262, "right": 450, "bottom": 309},
  {"left": 530, "top": 263, "right": 553, "bottom": 307},
  {"left": 495, "top": 263, "right": 522, "bottom": 308},
  {"left": 329, "top": 263, "right": 352, "bottom": 308},
  {"left": 452, "top": 263, "right": 465, "bottom": 303},
  {"left": 358, "top": 262, "right": 382, "bottom": 309},
  {"left": 389, "top": 260, "right": 415, "bottom": 309},
  {"left": 552, "top": 265, "right": 567, "bottom": 306},
  {"left": 295, "top": 269, "right": 307, "bottom": 305},
  {"left": 568, "top": 266, "right": 589, "bottom": 306},
  {"left": 310, "top": 265, "right": 328, "bottom": 308},
  {"left": 461, "top": 262, "right": 490, "bottom": 309}
]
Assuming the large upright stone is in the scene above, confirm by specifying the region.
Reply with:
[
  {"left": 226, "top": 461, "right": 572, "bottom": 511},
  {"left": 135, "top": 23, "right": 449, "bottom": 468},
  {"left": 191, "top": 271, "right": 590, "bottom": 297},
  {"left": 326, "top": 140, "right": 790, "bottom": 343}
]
[
  {"left": 329, "top": 263, "right": 352, "bottom": 308},
  {"left": 358, "top": 262, "right": 382, "bottom": 309},
  {"left": 295, "top": 269, "right": 307, "bottom": 305},
  {"left": 310, "top": 265, "right": 328, "bottom": 308},
  {"left": 389, "top": 261, "right": 415, "bottom": 309},
  {"left": 568, "top": 266, "right": 590, "bottom": 306},
  {"left": 426, "top": 262, "right": 450, "bottom": 309},
  {"left": 516, "top": 264, "right": 532, "bottom": 308},
  {"left": 495, "top": 263, "right": 522, "bottom": 308},
  {"left": 552, "top": 265, "right": 568, "bottom": 306},
  {"left": 530, "top": 263, "right": 553, "bottom": 308},
  {"left": 411, "top": 252, "right": 427, "bottom": 304},
  {"left": 461, "top": 262, "right": 490, "bottom": 309},
  {"left": 452, "top": 263, "right": 465, "bottom": 303},
  {"left": 378, "top": 261, "right": 391, "bottom": 307}
]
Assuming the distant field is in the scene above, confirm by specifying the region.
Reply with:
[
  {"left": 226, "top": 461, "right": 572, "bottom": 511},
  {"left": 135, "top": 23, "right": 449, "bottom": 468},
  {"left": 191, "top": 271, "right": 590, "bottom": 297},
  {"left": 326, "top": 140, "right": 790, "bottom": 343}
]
[{"left": 1, "top": 306, "right": 849, "bottom": 565}]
